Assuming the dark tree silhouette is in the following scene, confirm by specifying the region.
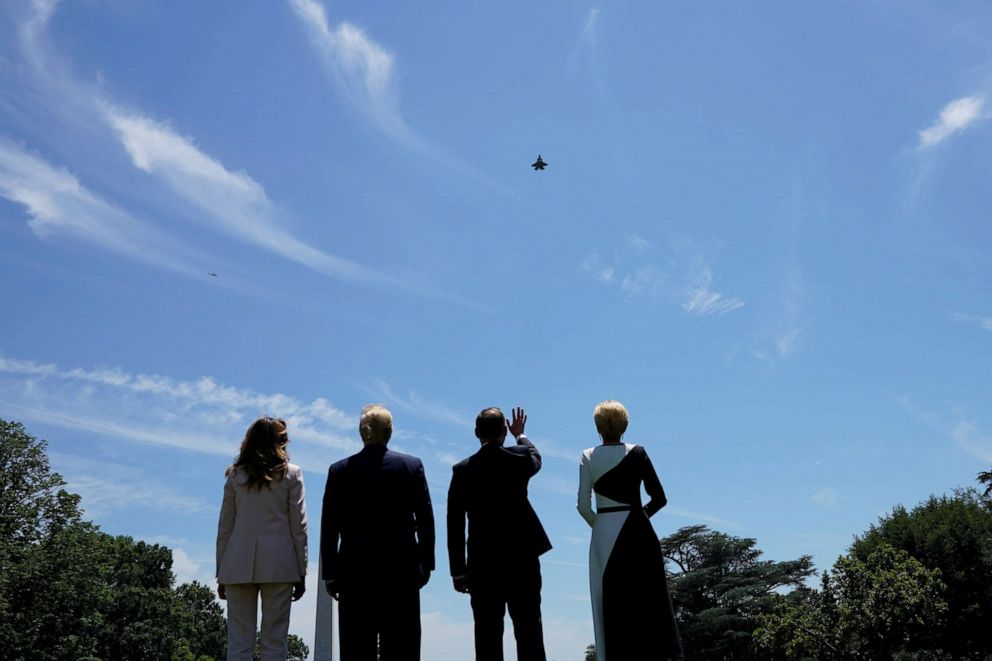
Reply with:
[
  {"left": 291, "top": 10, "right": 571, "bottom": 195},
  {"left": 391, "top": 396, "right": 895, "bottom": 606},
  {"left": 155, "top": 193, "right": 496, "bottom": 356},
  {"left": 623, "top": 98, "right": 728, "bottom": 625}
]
[{"left": 660, "top": 525, "right": 814, "bottom": 660}]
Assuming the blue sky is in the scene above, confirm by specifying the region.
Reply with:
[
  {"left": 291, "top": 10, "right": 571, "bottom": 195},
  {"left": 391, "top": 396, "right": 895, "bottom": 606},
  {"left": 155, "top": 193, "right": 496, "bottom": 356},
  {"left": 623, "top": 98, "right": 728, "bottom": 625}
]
[{"left": 2, "top": 0, "right": 991, "bottom": 657}]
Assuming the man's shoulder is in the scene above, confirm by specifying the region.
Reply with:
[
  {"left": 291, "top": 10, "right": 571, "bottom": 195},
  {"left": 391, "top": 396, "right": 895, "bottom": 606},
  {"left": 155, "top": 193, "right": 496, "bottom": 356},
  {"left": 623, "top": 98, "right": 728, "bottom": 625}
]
[{"left": 384, "top": 448, "right": 425, "bottom": 470}]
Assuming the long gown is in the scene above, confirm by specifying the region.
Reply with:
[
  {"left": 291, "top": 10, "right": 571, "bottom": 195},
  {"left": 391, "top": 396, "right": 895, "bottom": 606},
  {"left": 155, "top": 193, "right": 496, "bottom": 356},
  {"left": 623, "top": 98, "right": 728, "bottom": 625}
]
[{"left": 577, "top": 443, "right": 683, "bottom": 661}]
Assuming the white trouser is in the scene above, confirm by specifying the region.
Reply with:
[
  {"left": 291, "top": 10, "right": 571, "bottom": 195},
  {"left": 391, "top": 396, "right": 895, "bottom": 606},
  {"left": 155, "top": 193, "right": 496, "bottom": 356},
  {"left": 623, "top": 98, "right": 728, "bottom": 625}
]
[{"left": 225, "top": 582, "right": 295, "bottom": 661}]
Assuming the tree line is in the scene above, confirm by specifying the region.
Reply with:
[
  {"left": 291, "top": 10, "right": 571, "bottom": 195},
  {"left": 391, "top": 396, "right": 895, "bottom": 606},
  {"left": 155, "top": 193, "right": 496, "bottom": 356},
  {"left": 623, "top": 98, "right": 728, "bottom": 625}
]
[{"left": 0, "top": 419, "right": 308, "bottom": 661}]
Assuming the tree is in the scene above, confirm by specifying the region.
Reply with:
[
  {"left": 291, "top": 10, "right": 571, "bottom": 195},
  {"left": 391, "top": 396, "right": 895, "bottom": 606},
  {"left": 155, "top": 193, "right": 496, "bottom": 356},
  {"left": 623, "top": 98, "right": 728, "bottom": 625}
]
[
  {"left": 175, "top": 581, "right": 227, "bottom": 660},
  {"left": 754, "top": 543, "right": 947, "bottom": 659},
  {"left": 660, "top": 525, "right": 815, "bottom": 660},
  {"left": 850, "top": 489, "right": 992, "bottom": 657},
  {"left": 0, "top": 419, "right": 108, "bottom": 659},
  {"left": 0, "top": 419, "right": 230, "bottom": 660},
  {"left": 253, "top": 633, "right": 310, "bottom": 660},
  {"left": 584, "top": 643, "right": 596, "bottom": 661},
  {"left": 978, "top": 469, "right": 992, "bottom": 497}
]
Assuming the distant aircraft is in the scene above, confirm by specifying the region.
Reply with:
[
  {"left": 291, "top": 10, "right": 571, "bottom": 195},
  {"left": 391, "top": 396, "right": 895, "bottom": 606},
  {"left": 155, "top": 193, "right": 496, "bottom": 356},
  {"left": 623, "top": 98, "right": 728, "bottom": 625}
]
[
  {"left": 531, "top": 155, "right": 547, "bottom": 171},
  {"left": 208, "top": 272, "right": 218, "bottom": 277}
]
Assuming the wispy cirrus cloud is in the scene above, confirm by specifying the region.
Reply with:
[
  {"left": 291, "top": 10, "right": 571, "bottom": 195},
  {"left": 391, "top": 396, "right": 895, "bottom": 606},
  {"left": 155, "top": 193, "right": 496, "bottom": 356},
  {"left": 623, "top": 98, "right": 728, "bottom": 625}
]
[
  {"left": 5, "top": 0, "right": 469, "bottom": 301},
  {"left": 0, "top": 354, "right": 360, "bottom": 469},
  {"left": 288, "top": 0, "right": 405, "bottom": 139},
  {"left": 286, "top": 0, "right": 514, "bottom": 200},
  {"left": 951, "top": 418, "right": 992, "bottom": 464},
  {"left": 811, "top": 488, "right": 839, "bottom": 509},
  {"left": 949, "top": 310, "right": 992, "bottom": 332},
  {"left": 578, "top": 7, "right": 602, "bottom": 51},
  {"left": 0, "top": 137, "right": 203, "bottom": 274},
  {"left": 49, "top": 452, "right": 214, "bottom": 519},
  {"left": 582, "top": 234, "right": 744, "bottom": 317},
  {"left": 682, "top": 261, "right": 745, "bottom": 317},
  {"left": 106, "top": 109, "right": 402, "bottom": 289},
  {"left": 918, "top": 95, "right": 987, "bottom": 148},
  {"left": 752, "top": 266, "right": 805, "bottom": 364},
  {"left": 899, "top": 397, "right": 992, "bottom": 464},
  {"left": 664, "top": 506, "right": 740, "bottom": 529},
  {"left": 364, "top": 378, "right": 472, "bottom": 428}
]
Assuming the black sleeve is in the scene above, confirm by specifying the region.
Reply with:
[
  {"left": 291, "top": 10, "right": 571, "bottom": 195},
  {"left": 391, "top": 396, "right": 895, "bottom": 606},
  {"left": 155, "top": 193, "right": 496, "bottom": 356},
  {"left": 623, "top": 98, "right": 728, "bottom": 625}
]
[
  {"left": 320, "top": 466, "right": 341, "bottom": 582},
  {"left": 515, "top": 434, "right": 542, "bottom": 476},
  {"left": 641, "top": 447, "right": 668, "bottom": 518},
  {"left": 413, "top": 460, "right": 436, "bottom": 573},
  {"left": 446, "top": 465, "right": 468, "bottom": 577}
]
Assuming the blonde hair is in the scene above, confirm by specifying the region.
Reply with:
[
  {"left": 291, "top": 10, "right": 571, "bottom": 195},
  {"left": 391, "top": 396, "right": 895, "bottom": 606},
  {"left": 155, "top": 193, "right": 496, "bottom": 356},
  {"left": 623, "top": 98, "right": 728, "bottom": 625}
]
[
  {"left": 228, "top": 417, "right": 289, "bottom": 489},
  {"left": 359, "top": 404, "right": 393, "bottom": 444},
  {"left": 594, "top": 400, "right": 629, "bottom": 442}
]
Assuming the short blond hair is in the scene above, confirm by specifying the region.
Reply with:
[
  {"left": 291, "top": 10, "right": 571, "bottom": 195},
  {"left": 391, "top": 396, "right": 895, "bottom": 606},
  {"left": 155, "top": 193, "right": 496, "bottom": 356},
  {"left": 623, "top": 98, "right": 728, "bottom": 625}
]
[
  {"left": 594, "top": 400, "right": 629, "bottom": 442},
  {"left": 359, "top": 404, "right": 393, "bottom": 444}
]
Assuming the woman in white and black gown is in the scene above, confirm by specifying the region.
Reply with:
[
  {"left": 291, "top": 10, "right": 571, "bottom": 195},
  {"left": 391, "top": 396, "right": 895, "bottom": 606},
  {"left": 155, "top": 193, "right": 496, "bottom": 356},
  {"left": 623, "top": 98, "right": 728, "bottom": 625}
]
[{"left": 577, "top": 401, "right": 683, "bottom": 661}]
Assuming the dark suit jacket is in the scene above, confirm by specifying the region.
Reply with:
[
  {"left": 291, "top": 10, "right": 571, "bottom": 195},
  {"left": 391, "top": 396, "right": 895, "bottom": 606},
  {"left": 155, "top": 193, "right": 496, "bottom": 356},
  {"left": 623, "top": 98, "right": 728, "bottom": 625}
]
[
  {"left": 447, "top": 435, "right": 552, "bottom": 578},
  {"left": 321, "top": 444, "right": 435, "bottom": 590}
]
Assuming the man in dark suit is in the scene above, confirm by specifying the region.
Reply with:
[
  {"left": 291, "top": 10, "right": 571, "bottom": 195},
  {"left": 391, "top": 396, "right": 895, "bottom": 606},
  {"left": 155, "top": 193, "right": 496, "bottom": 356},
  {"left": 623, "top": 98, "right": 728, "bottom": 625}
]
[
  {"left": 447, "top": 406, "right": 552, "bottom": 661},
  {"left": 322, "top": 404, "right": 435, "bottom": 661}
]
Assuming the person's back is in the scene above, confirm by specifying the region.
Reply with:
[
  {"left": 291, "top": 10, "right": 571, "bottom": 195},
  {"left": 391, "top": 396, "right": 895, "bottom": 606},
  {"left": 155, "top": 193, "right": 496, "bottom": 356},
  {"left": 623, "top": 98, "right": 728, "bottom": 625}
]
[
  {"left": 322, "top": 404, "right": 434, "bottom": 661},
  {"left": 324, "top": 443, "right": 433, "bottom": 588},
  {"left": 216, "top": 417, "right": 307, "bottom": 661},
  {"left": 448, "top": 439, "right": 549, "bottom": 568},
  {"left": 218, "top": 464, "right": 307, "bottom": 585},
  {"left": 447, "top": 407, "right": 550, "bottom": 661}
]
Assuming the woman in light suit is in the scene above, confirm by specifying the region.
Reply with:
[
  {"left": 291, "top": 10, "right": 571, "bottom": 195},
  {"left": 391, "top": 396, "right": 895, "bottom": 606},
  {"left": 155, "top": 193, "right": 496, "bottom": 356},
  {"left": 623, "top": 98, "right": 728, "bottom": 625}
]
[{"left": 217, "top": 417, "right": 308, "bottom": 661}]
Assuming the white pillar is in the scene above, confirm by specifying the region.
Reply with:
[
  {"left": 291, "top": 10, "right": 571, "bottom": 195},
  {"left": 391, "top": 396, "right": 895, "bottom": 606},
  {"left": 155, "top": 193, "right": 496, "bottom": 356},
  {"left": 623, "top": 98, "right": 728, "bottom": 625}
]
[{"left": 314, "top": 554, "right": 334, "bottom": 660}]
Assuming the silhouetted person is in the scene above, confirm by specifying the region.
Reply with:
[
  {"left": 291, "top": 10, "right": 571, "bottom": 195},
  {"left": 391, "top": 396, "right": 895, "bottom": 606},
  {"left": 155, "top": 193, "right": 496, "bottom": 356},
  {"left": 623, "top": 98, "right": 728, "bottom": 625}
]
[
  {"left": 216, "top": 417, "right": 308, "bottom": 661},
  {"left": 577, "top": 401, "right": 683, "bottom": 660},
  {"left": 447, "top": 407, "right": 551, "bottom": 661},
  {"left": 322, "top": 405, "right": 435, "bottom": 661}
]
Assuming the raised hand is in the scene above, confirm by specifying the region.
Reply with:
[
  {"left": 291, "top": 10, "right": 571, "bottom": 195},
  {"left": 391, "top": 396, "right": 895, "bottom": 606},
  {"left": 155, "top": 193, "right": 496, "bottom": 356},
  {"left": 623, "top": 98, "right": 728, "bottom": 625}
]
[{"left": 506, "top": 407, "right": 527, "bottom": 438}]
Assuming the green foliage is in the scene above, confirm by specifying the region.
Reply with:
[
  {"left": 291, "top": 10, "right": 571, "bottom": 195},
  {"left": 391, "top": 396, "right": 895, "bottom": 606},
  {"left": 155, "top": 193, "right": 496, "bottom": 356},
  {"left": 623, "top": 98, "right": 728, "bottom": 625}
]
[
  {"left": 850, "top": 489, "right": 992, "bottom": 657},
  {"left": 584, "top": 643, "right": 596, "bottom": 660},
  {"left": 755, "top": 543, "right": 947, "bottom": 660},
  {"left": 660, "top": 525, "right": 815, "bottom": 660},
  {"left": 252, "top": 632, "right": 310, "bottom": 660},
  {"left": 978, "top": 470, "right": 992, "bottom": 497},
  {"left": 0, "top": 419, "right": 229, "bottom": 660},
  {"left": 175, "top": 581, "right": 227, "bottom": 660}
]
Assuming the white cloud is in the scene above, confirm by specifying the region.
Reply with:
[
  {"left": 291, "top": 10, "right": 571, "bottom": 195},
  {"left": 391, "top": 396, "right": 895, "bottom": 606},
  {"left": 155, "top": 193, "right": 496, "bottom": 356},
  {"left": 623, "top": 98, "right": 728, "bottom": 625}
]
[
  {"left": 435, "top": 451, "right": 460, "bottom": 466},
  {"left": 170, "top": 547, "right": 206, "bottom": 587},
  {"left": 287, "top": 0, "right": 518, "bottom": 201},
  {"left": 664, "top": 506, "right": 740, "bottom": 529},
  {"left": 811, "top": 488, "right": 839, "bottom": 509},
  {"left": 899, "top": 397, "right": 992, "bottom": 464},
  {"left": 682, "top": 263, "right": 745, "bottom": 317},
  {"left": 9, "top": 1, "right": 469, "bottom": 302},
  {"left": 0, "top": 137, "right": 202, "bottom": 274},
  {"left": 583, "top": 237, "right": 744, "bottom": 317},
  {"left": 288, "top": 0, "right": 405, "bottom": 139},
  {"left": 951, "top": 419, "right": 992, "bottom": 463},
  {"left": 581, "top": 249, "right": 615, "bottom": 283},
  {"left": 621, "top": 265, "right": 666, "bottom": 298},
  {"left": 624, "top": 232, "right": 651, "bottom": 253},
  {"left": 106, "top": 108, "right": 403, "bottom": 289},
  {"left": 365, "top": 378, "right": 472, "bottom": 428},
  {"left": 0, "top": 353, "right": 359, "bottom": 470},
  {"left": 918, "top": 95, "right": 986, "bottom": 148},
  {"left": 579, "top": 7, "right": 602, "bottom": 49},
  {"left": 950, "top": 311, "right": 992, "bottom": 332}
]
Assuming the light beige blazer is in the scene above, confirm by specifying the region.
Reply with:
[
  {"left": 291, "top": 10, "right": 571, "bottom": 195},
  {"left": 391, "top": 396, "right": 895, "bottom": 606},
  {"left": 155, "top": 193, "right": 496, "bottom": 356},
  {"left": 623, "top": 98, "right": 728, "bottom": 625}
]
[{"left": 216, "top": 463, "right": 308, "bottom": 584}]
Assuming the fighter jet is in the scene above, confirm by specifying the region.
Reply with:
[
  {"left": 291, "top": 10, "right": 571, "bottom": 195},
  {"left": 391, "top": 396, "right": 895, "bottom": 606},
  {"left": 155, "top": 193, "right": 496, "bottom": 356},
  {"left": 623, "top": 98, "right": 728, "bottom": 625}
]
[
  {"left": 531, "top": 155, "right": 547, "bottom": 171},
  {"left": 208, "top": 272, "right": 218, "bottom": 277}
]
